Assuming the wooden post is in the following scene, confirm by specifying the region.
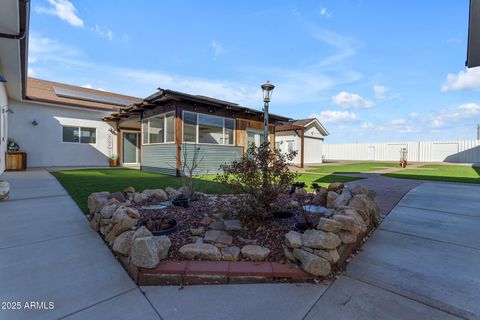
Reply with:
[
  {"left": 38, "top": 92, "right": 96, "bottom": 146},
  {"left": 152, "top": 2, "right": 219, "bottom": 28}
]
[
  {"left": 175, "top": 105, "right": 182, "bottom": 177},
  {"left": 300, "top": 128, "right": 305, "bottom": 168},
  {"left": 116, "top": 120, "right": 121, "bottom": 167}
]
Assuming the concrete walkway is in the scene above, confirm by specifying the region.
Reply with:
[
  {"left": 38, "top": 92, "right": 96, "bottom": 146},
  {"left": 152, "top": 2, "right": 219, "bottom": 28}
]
[{"left": 1, "top": 170, "right": 479, "bottom": 319}]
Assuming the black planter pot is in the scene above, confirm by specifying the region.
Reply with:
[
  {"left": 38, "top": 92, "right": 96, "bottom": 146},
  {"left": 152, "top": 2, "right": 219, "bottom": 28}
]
[
  {"left": 172, "top": 197, "right": 190, "bottom": 208},
  {"left": 272, "top": 211, "right": 295, "bottom": 219},
  {"left": 137, "top": 217, "right": 179, "bottom": 235},
  {"left": 293, "top": 222, "right": 314, "bottom": 232}
]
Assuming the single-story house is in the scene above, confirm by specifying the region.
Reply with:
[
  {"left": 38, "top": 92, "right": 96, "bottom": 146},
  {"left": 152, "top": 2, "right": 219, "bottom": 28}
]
[{"left": 275, "top": 118, "right": 329, "bottom": 167}]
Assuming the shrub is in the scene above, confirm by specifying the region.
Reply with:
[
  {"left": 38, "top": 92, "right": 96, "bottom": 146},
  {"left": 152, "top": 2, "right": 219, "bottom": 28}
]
[{"left": 216, "top": 142, "right": 297, "bottom": 223}]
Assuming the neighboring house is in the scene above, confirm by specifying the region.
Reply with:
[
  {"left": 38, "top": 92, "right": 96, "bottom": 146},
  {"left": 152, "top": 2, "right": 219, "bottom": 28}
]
[
  {"left": 275, "top": 118, "right": 329, "bottom": 167},
  {"left": 105, "top": 89, "right": 289, "bottom": 175}
]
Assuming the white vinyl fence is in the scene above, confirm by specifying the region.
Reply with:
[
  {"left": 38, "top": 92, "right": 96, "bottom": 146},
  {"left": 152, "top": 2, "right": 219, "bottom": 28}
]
[{"left": 323, "top": 140, "right": 480, "bottom": 163}]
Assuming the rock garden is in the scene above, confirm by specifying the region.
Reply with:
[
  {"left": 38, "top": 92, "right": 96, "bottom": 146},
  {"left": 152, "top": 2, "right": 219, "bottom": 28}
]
[{"left": 87, "top": 144, "right": 380, "bottom": 285}]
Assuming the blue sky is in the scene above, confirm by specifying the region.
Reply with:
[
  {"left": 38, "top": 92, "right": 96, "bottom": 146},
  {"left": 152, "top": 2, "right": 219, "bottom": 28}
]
[{"left": 28, "top": 0, "right": 480, "bottom": 143}]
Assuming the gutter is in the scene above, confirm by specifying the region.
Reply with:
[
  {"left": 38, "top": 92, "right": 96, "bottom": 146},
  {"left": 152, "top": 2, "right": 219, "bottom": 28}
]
[{"left": 0, "top": 1, "right": 29, "bottom": 40}]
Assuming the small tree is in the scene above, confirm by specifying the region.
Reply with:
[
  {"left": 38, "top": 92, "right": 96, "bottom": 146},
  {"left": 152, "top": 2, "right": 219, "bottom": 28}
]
[
  {"left": 178, "top": 144, "right": 204, "bottom": 200},
  {"left": 216, "top": 142, "right": 297, "bottom": 223}
]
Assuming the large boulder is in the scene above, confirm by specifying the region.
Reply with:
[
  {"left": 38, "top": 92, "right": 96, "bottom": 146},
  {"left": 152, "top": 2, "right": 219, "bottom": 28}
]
[
  {"left": 293, "top": 248, "right": 331, "bottom": 276},
  {"left": 155, "top": 236, "right": 172, "bottom": 260},
  {"left": 130, "top": 236, "right": 160, "bottom": 268},
  {"left": 311, "top": 194, "right": 327, "bottom": 206},
  {"left": 241, "top": 245, "right": 271, "bottom": 261},
  {"left": 315, "top": 187, "right": 328, "bottom": 197},
  {"left": 314, "top": 248, "right": 340, "bottom": 264},
  {"left": 142, "top": 189, "right": 168, "bottom": 201},
  {"left": 317, "top": 217, "right": 343, "bottom": 233},
  {"left": 332, "top": 215, "right": 357, "bottom": 232},
  {"left": 165, "top": 187, "right": 181, "bottom": 199},
  {"left": 351, "top": 185, "right": 368, "bottom": 196},
  {"left": 333, "top": 188, "right": 352, "bottom": 208},
  {"left": 284, "top": 231, "right": 303, "bottom": 248},
  {"left": 100, "top": 201, "right": 121, "bottom": 219},
  {"left": 337, "top": 230, "right": 357, "bottom": 244},
  {"left": 112, "top": 230, "right": 134, "bottom": 256},
  {"left": 302, "top": 229, "right": 341, "bottom": 250},
  {"left": 328, "top": 182, "right": 345, "bottom": 192},
  {"left": 340, "top": 208, "right": 368, "bottom": 233},
  {"left": 348, "top": 194, "right": 381, "bottom": 225},
  {"left": 133, "top": 226, "right": 153, "bottom": 240},
  {"left": 326, "top": 191, "right": 339, "bottom": 208},
  {"left": 87, "top": 192, "right": 110, "bottom": 214},
  {"left": 179, "top": 243, "right": 222, "bottom": 261}
]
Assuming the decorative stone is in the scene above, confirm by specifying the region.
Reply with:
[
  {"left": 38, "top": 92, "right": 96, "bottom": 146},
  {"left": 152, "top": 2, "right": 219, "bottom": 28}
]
[
  {"left": 351, "top": 185, "right": 368, "bottom": 196},
  {"left": 224, "top": 220, "right": 242, "bottom": 231},
  {"left": 237, "top": 236, "right": 257, "bottom": 245},
  {"left": 89, "top": 212, "right": 101, "bottom": 231},
  {"left": 204, "top": 230, "right": 233, "bottom": 245},
  {"left": 332, "top": 215, "right": 357, "bottom": 232},
  {"left": 133, "top": 192, "right": 143, "bottom": 203},
  {"left": 155, "top": 235, "right": 172, "bottom": 260},
  {"left": 190, "top": 227, "right": 205, "bottom": 236},
  {"left": 105, "top": 216, "right": 137, "bottom": 245},
  {"left": 124, "top": 186, "right": 135, "bottom": 193},
  {"left": 293, "top": 248, "right": 331, "bottom": 276},
  {"left": 165, "top": 187, "right": 181, "bottom": 199},
  {"left": 178, "top": 186, "right": 191, "bottom": 197},
  {"left": 302, "top": 229, "right": 341, "bottom": 249},
  {"left": 341, "top": 208, "right": 368, "bottom": 233},
  {"left": 316, "top": 218, "right": 343, "bottom": 233},
  {"left": 311, "top": 194, "right": 327, "bottom": 206},
  {"left": 112, "top": 230, "right": 134, "bottom": 256},
  {"left": 326, "top": 191, "right": 338, "bottom": 208},
  {"left": 301, "top": 246, "right": 314, "bottom": 253},
  {"left": 131, "top": 236, "right": 160, "bottom": 268},
  {"left": 200, "top": 216, "right": 214, "bottom": 227},
  {"left": 179, "top": 243, "right": 222, "bottom": 260},
  {"left": 333, "top": 188, "right": 352, "bottom": 208},
  {"left": 313, "top": 248, "right": 340, "bottom": 264},
  {"left": 282, "top": 244, "right": 296, "bottom": 262},
  {"left": 315, "top": 187, "right": 328, "bottom": 197},
  {"left": 284, "top": 231, "right": 303, "bottom": 248},
  {"left": 221, "top": 246, "right": 240, "bottom": 261},
  {"left": 87, "top": 191, "right": 110, "bottom": 214},
  {"left": 212, "top": 212, "right": 225, "bottom": 219},
  {"left": 125, "top": 207, "right": 141, "bottom": 220},
  {"left": 348, "top": 194, "right": 381, "bottom": 225},
  {"left": 100, "top": 201, "right": 121, "bottom": 219},
  {"left": 337, "top": 230, "right": 357, "bottom": 244},
  {"left": 133, "top": 226, "right": 153, "bottom": 240},
  {"left": 142, "top": 189, "right": 168, "bottom": 201},
  {"left": 109, "top": 192, "right": 126, "bottom": 203},
  {"left": 241, "top": 245, "right": 271, "bottom": 261},
  {"left": 328, "top": 182, "right": 345, "bottom": 192},
  {"left": 209, "top": 220, "right": 225, "bottom": 230}
]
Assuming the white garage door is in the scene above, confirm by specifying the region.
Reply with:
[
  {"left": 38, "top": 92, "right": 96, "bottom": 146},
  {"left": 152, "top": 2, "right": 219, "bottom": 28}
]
[
  {"left": 386, "top": 144, "right": 407, "bottom": 161},
  {"left": 431, "top": 143, "right": 459, "bottom": 162}
]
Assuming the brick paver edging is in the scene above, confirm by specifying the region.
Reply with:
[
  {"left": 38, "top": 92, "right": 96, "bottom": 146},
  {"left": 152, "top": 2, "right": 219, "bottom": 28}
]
[{"left": 137, "top": 261, "right": 313, "bottom": 285}]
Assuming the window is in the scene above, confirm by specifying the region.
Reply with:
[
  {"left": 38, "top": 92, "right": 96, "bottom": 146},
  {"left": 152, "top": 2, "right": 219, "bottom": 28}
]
[
  {"left": 62, "top": 126, "right": 96, "bottom": 144},
  {"left": 142, "top": 112, "right": 175, "bottom": 144},
  {"left": 183, "top": 111, "right": 235, "bottom": 145},
  {"left": 287, "top": 140, "right": 294, "bottom": 153}
]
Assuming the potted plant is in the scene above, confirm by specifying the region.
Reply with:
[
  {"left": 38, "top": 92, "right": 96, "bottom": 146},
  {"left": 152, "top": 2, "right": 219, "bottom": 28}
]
[
  {"left": 108, "top": 155, "right": 118, "bottom": 167},
  {"left": 7, "top": 138, "right": 19, "bottom": 152}
]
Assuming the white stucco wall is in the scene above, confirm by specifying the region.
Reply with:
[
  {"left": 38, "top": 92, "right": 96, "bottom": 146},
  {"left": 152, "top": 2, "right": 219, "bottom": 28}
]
[
  {"left": 0, "top": 82, "right": 7, "bottom": 174},
  {"left": 304, "top": 137, "right": 323, "bottom": 164},
  {"left": 275, "top": 124, "right": 325, "bottom": 165},
  {"left": 275, "top": 131, "right": 302, "bottom": 165},
  {"left": 8, "top": 100, "right": 117, "bottom": 167}
]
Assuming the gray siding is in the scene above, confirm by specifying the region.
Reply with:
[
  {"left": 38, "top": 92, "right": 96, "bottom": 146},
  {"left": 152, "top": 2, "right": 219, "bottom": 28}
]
[
  {"left": 142, "top": 144, "right": 177, "bottom": 175},
  {"left": 180, "top": 144, "right": 242, "bottom": 175}
]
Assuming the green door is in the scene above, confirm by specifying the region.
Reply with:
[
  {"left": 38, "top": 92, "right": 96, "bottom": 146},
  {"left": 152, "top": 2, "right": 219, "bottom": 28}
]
[{"left": 123, "top": 132, "right": 139, "bottom": 164}]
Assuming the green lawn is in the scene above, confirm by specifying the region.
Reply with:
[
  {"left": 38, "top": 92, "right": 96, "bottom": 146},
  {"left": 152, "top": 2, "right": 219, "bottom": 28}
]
[
  {"left": 51, "top": 168, "right": 360, "bottom": 213},
  {"left": 384, "top": 164, "right": 480, "bottom": 184},
  {"left": 307, "top": 162, "right": 399, "bottom": 174}
]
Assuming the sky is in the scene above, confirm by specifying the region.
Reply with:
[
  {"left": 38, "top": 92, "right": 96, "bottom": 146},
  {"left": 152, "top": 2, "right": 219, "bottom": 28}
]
[{"left": 28, "top": 0, "right": 480, "bottom": 143}]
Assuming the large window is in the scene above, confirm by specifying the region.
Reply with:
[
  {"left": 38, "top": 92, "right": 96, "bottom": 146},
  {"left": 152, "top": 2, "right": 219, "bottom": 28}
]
[
  {"left": 62, "top": 126, "right": 96, "bottom": 144},
  {"left": 183, "top": 111, "right": 235, "bottom": 145},
  {"left": 142, "top": 112, "right": 175, "bottom": 144}
]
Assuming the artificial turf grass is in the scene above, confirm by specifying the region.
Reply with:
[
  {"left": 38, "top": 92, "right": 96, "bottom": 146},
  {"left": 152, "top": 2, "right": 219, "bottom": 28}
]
[
  {"left": 384, "top": 164, "right": 480, "bottom": 184},
  {"left": 306, "top": 162, "right": 400, "bottom": 174},
  {"left": 51, "top": 168, "right": 361, "bottom": 214}
]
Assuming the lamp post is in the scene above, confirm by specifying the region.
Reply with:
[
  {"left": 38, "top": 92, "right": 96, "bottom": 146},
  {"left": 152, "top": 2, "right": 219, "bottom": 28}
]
[{"left": 261, "top": 81, "right": 275, "bottom": 145}]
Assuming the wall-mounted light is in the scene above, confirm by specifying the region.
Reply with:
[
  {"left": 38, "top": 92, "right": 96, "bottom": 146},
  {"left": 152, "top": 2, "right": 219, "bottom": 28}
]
[
  {"left": 3, "top": 107, "right": 14, "bottom": 114},
  {"left": 32, "top": 120, "right": 38, "bottom": 126},
  {"left": 0, "top": 74, "right": 6, "bottom": 83}
]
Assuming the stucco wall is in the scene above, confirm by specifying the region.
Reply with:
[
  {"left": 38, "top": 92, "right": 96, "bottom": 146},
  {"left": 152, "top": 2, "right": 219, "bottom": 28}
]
[
  {"left": 276, "top": 129, "right": 324, "bottom": 165},
  {"left": 304, "top": 137, "right": 323, "bottom": 164},
  {"left": 0, "top": 83, "right": 7, "bottom": 174},
  {"left": 8, "top": 100, "right": 117, "bottom": 167}
]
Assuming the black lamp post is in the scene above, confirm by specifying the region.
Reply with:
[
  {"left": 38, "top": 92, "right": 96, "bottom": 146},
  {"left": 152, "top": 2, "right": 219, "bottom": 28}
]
[{"left": 261, "top": 81, "right": 275, "bottom": 145}]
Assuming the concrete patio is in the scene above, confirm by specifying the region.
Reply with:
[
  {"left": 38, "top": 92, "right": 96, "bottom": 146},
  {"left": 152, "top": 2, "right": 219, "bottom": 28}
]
[{"left": 0, "top": 170, "right": 479, "bottom": 319}]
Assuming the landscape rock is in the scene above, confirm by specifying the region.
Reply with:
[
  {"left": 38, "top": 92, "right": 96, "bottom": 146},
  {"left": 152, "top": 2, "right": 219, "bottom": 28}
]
[
  {"left": 302, "top": 229, "right": 341, "bottom": 249},
  {"left": 317, "top": 217, "right": 343, "bottom": 232},
  {"left": 124, "top": 186, "right": 135, "bottom": 193},
  {"left": 204, "top": 230, "right": 233, "bottom": 245},
  {"left": 332, "top": 215, "right": 357, "bottom": 232},
  {"left": 89, "top": 212, "right": 101, "bottom": 231},
  {"left": 340, "top": 208, "right": 368, "bottom": 233},
  {"left": 284, "top": 231, "right": 303, "bottom": 248},
  {"left": 351, "top": 185, "right": 368, "bottom": 196},
  {"left": 221, "top": 246, "right": 240, "bottom": 261},
  {"left": 315, "top": 187, "right": 329, "bottom": 197},
  {"left": 348, "top": 194, "right": 381, "bottom": 225},
  {"left": 293, "top": 248, "right": 331, "bottom": 276},
  {"left": 125, "top": 207, "right": 141, "bottom": 220},
  {"left": 87, "top": 191, "right": 110, "bottom": 214},
  {"left": 328, "top": 182, "right": 345, "bottom": 192},
  {"left": 282, "top": 244, "right": 297, "bottom": 262},
  {"left": 133, "top": 226, "right": 153, "bottom": 240},
  {"left": 178, "top": 186, "right": 191, "bottom": 197},
  {"left": 337, "top": 230, "right": 357, "bottom": 244},
  {"left": 155, "top": 235, "right": 172, "bottom": 260},
  {"left": 112, "top": 230, "right": 134, "bottom": 256},
  {"left": 142, "top": 189, "right": 168, "bottom": 201},
  {"left": 209, "top": 220, "right": 225, "bottom": 231},
  {"left": 200, "top": 216, "right": 214, "bottom": 227},
  {"left": 326, "top": 191, "right": 339, "bottom": 208},
  {"left": 224, "top": 220, "right": 242, "bottom": 231},
  {"left": 333, "top": 188, "right": 352, "bottom": 208},
  {"left": 287, "top": 200, "right": 301, "bottom": 209},
  {"left": 109, "top": 192, "right": 126, "bottom": 203},
  {"left": 190, "top": 226, "right": 205, "bottom": 236},
  {"left": 313, "top": 248, "right": 340, "bottom": 264},
  {"left": 165, "top": 187, "right": 181, "bottom": 199},
  {"left": 241, "top": 245, "right": 271, "bottom": 261},
  {"left": 132, "top": 192, "right": 143, "bottom": 203},
  {"left": 179, "top": 243, "right": 222, "bottom": 260},
  {"left": 237, "top": 236, "right": 257, "bottom": 245},
  {"left": 105, "top": 216, "right": 137, "bottom": 245},
  {"left": 131, "top": 236, "right": 160, "bottom": 268},
  {"left": 311, "top": 194, "right": 327, "bottom": 206},
  {"left": 100, "top": 202, "right": 120, "bottom": 219}
]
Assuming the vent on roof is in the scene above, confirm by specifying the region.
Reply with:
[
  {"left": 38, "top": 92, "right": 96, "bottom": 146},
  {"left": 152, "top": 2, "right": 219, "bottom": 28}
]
[{"left": 53, "top": 86, "right": 134, "bottom": 106}]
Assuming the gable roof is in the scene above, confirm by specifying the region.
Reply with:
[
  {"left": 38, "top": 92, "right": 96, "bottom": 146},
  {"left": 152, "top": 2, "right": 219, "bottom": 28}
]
[
  {"left": 25, "top": 78, "right": 142, "bottom": 111},
  {"left": 276, "top": 118, "right": 329, "bottom": 136}
]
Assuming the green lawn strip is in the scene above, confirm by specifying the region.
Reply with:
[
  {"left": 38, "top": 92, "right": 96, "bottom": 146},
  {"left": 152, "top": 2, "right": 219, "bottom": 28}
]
[
  {"left": 384, "top": 164, "right": 480, "bottom": 184},
  {"left": 306, "top": 162, "right": 399, "bottom": 174},
  {"left": 295, "top": 173, "right": 362, "bottom": 190}
]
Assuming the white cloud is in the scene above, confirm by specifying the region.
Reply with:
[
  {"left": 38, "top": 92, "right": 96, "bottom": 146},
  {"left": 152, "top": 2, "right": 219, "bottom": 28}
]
[
  {"left": 35, "top": 0, "right": 84, "bottom": 28},
  {"left": 410, "top": 112, "right": 418, "bottom": 118},
  {"left": 361, "top": 122, "right": 373, "bottom": 129},
  {"left": 210, "top": 40, "right": 226, "bottom": 57},
  {"left": 81, "top": 84, "right": 106, "bottom": 91},
  {"left": 28, "top": 67, "right": 36, "bottom": 77},
  {"left": 332, "top": 91, "right": 374, "bottom": 109},
  {"left": 312, "top": 110, "right": 357, "bottom": 124},
  {"left": 442, "top": 67, "right": 480, "bottom": 91},
  {"left": 430, "top": 103, "right": 480, "bottom": 128},
  {"left": 319, "top": 7, "right": 332, "bottom": 18},
  {"left": 373, "top": 84, "right": 388, "bottom": 99},
  {"left": 391, "top": 118, "right": 406, "bottom": 125},
  {"left": 92, "top": 24, "right": 113, "bottom": 40}
]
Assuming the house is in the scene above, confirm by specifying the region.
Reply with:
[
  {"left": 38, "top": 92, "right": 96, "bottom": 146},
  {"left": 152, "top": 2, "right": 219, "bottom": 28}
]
[
  {"left": 275, "top": 118, "right": 329, "bottom": 167},
  {"left": 105, "top": 89, "right": 290, "bottom": 175}
]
